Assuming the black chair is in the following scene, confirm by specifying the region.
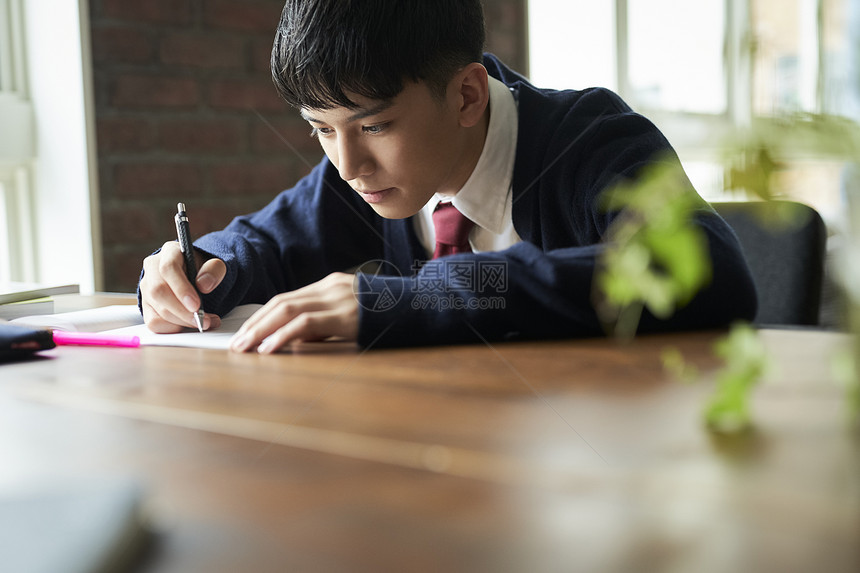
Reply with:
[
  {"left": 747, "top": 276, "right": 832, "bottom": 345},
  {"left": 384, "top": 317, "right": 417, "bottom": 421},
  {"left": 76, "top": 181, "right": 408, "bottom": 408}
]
[{"left": 711, "top": 200, "right": 828, "bottom": 327}]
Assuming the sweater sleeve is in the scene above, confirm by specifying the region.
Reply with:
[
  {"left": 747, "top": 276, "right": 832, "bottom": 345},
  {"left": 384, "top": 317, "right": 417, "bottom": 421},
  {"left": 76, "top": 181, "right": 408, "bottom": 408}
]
[
  {"left": 357, "top": 217, "right": 757, "bottom": 349},
  {"left": 176, "top": 160, "right": 384, "bottom": 317}
]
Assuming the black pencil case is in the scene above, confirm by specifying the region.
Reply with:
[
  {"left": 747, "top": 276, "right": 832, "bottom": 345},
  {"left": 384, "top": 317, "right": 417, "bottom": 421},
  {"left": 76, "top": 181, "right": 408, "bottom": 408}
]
[{"left": 0, "top": 323, "right": 55, "bottom": 362}]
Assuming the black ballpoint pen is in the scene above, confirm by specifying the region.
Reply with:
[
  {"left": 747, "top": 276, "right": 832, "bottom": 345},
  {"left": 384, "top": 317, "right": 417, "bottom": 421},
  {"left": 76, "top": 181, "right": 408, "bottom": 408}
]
[{"left": 174, "top": 202, "right": 205, "bottom": 332}]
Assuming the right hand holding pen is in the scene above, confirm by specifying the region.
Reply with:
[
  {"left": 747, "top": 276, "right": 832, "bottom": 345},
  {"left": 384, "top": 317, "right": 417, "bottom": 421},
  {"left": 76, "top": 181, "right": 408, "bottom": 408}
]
[{"left": 140, "top": 241, "right": 226, "bottom": 333}]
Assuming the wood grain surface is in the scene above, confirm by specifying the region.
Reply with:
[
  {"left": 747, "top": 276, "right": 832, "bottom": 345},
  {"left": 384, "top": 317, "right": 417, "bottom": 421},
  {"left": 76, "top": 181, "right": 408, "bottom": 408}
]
[{"left": 0, "top": 296, "right": 857, "bottom": 572}]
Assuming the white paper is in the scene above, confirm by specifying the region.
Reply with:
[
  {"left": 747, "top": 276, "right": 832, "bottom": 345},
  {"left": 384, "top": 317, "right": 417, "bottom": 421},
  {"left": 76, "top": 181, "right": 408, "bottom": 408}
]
[
  {"left": 12, "top": 304, "right": 263, "bottom": 350},
  {"left": 102, "top": 304, "right": 262, "bottom": 349}
]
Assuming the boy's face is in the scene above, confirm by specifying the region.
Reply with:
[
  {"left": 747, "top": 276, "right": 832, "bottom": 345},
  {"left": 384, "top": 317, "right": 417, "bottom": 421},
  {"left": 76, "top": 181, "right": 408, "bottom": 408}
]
[{"left": 300, "top": 79, "right": 481, "bottom": 219}]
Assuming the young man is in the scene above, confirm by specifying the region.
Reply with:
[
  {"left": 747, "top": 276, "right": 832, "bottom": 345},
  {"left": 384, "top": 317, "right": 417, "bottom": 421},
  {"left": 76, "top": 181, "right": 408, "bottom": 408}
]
[{"left": 139, "top": 0, "right": 756, "bottom": 352}]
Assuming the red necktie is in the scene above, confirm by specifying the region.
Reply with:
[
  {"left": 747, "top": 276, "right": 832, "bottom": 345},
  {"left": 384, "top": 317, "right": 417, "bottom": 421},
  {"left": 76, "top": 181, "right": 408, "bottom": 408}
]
[{"left": 432, "top": 202, "right": 474, "bottom": 259}]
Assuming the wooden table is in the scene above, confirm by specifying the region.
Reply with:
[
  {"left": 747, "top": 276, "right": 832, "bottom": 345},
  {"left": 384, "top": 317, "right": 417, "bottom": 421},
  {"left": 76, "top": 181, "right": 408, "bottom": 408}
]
[{"left": 0, "top": 295, "right": 858, "bottom": 572}]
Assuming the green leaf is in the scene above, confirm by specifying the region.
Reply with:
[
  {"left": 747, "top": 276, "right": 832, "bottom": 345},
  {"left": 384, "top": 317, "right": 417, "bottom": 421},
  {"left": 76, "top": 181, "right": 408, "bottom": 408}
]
[
  {"left": 705, "top": 322, "right": 768, "bottom": 433},
  {"left": 595, "top": 157, "right": 713, "bottom": 335}
]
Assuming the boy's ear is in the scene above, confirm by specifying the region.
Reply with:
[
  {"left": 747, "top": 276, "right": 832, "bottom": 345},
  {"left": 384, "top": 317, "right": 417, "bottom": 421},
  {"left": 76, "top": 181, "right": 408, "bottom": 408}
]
[{"left": 454, "top": 63, "right": 489, "bottom": 128}]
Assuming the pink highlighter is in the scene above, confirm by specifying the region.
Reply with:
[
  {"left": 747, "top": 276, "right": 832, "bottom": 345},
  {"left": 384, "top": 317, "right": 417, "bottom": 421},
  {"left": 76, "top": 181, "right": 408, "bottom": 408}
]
[{"left": 52, "top": 330, "right": 141, "bottom": 348}]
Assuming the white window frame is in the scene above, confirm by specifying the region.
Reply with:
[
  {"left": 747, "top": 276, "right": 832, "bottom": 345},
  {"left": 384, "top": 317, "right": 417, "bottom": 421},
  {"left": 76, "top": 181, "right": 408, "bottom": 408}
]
[
  {"left": 0, "top": 0, "right": 26, "bottom": 94},
  {"left": 616, "top": 0, "right": 831, "bottom": 146},
  {"left": 529, "top": 0, "right": 843, "bottom": 190},
  {"left": 0, "top": 0, "right": 36, "bottom": 283},
  {"left": 613, "top": 0, "right": 754, "bottom": 155},
  {"left": 0, "top": 0, "right": 101, "bottom": 291}
]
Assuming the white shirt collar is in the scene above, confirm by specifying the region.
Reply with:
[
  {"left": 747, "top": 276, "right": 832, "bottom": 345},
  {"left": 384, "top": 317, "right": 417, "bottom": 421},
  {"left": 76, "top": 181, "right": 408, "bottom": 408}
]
[{"left": 422, "top": 76, "right": 519, "bottom": 236}]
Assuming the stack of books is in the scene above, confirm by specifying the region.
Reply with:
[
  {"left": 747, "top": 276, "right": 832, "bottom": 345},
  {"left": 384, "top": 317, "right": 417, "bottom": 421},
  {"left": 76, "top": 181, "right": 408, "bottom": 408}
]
[{"left": 0, "top": 282, "right": 80, "bottom": 320}]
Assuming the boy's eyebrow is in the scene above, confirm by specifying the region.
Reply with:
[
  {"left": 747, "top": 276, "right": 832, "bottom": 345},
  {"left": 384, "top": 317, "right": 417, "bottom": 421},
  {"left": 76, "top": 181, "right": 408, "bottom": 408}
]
[{"left": 300, "top": 100, "right": 395, "bottom": 124}]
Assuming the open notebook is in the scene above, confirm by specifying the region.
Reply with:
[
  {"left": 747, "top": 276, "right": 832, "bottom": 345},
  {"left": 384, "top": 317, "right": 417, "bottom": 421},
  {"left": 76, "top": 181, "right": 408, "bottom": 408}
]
[{"left": 10, "top": 304, "right": 263, "bottom": 350}]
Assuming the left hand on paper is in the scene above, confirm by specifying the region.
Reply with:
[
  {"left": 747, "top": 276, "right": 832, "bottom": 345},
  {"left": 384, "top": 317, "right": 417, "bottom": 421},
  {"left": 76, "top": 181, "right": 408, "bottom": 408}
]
[{"left": 229, "top": 272, "right": 359, "bottom": 353}]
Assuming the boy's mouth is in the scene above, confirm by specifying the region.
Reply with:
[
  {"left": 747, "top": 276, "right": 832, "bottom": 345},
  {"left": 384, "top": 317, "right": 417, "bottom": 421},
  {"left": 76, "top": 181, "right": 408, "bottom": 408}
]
[{"left": 357, "top": 188, "right": 394, "bottom": 204}]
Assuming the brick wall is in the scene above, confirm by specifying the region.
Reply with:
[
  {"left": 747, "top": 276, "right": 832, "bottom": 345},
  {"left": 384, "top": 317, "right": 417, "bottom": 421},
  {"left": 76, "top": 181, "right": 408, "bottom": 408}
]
[{"left": 89, "top": 0, "right": 528, "bottom": 292}]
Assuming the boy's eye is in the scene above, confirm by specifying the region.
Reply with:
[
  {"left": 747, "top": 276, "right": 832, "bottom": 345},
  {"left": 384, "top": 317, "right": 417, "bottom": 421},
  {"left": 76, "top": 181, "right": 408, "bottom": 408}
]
[
  {"left": 310, "top": 127, "right": 334, "bottom": 139},
  {"left": 363, "top": 123, "right": 389, "bottom": 135},
  {"left": 309, "top": 122, "right": 388, "bottom": 139}
]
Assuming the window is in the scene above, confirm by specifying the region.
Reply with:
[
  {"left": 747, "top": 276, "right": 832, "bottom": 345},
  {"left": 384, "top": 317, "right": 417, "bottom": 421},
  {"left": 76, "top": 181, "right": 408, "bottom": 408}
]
[
  {"left": 528, "top": 2, "right": 616, "bottom": 92},
  {"left": 0, "top": 0, "right": 35, "bottom": 283},
  {"left": 626, "top": 0, "right": 726, "bottom": 115},
  {"left": 0, "top": 0, "right": 99, "bottom": 291},
  {"left": 529, "top": 0, "right": 858, "bottom": 219},
  {"left": 0, "top": 0, "right": 26, "bottom": 94}
]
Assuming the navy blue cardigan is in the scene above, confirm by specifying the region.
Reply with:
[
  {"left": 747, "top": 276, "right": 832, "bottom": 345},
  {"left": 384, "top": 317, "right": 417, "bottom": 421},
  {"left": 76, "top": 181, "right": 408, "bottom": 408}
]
[{"left": 184, "top": 54, "right": 756, "bottom": 348}]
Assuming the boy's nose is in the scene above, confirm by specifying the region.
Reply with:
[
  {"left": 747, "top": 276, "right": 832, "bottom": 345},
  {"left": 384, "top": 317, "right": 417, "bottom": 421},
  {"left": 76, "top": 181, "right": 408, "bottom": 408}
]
[{"left": 335, "top": 137, "right": 373, "bottom": 182}]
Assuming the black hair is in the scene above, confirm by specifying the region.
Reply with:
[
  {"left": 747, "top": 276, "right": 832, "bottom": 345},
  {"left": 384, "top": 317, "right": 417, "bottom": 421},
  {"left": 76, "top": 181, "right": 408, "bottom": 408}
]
[{"left": 271, "top": 0, "right": 486, "bottom": 110}]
